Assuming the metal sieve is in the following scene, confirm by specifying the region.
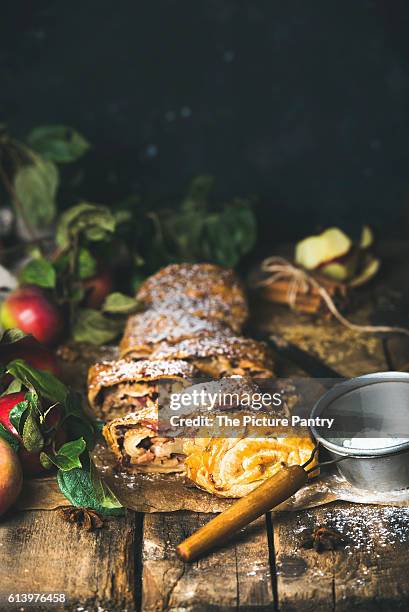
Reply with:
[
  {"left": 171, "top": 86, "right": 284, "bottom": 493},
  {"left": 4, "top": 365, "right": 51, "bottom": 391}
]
[{"left": 309, "top": 371, "right": 409, "bottom": 492}]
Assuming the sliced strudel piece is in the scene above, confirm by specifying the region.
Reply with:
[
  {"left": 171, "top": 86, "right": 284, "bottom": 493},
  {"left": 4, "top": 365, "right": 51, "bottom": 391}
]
[
  {"left": 87, "top": 358, "right": 197, "bottom": 420},
  {"left": 183, "top": 434, "right": 317, "bottom": 498},
  {"left": 102, "top": 408, "right": 185, "bottom": 473}
]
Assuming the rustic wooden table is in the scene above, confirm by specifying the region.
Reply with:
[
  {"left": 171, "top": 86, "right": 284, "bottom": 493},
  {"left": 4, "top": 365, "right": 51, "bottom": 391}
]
[{"left": 1, "top": 244, "right": 409, "bottom": 611}]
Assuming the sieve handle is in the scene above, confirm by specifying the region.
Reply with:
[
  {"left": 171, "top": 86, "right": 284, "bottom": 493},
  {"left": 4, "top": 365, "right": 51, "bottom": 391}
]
[{"left": 176, "top": 465, "right": 308, "bottom": 562}]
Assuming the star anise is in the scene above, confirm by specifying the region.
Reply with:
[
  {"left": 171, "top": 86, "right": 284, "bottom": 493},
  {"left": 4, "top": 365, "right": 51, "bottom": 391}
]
[
  {"left": 300, "top": 526, "right": 345, "bottom": 553},
  {"left": 59, "top": 507, "right": 104, "bottom": 531}
]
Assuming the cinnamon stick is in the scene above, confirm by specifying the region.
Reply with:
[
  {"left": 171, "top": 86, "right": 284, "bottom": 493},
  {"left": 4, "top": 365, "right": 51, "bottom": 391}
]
[{"left": 176, "top": 465, "right": 308, "bottom": 562}]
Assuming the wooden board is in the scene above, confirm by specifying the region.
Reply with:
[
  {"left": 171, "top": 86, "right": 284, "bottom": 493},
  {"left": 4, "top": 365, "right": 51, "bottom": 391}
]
[
  {"left": 0, "top": 509, "right": 140, "bottom": 611},
  {"left": 272, "top": 502, "right": 409, "bottom": 611},
  {"left": 141, "top": 512, "right": 274, "bottom": 611}
]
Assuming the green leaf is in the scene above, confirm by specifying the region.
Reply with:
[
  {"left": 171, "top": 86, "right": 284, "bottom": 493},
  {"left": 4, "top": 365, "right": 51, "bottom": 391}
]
[
  {"left": 27, "top": 125, "right": 90, "bottom": 163},
  {"left": 44, "top": 437, "right": 86, "bottom": 471},
  {"left": 102, "top": 292, "right": 140, "bottom": 315},
  {"left": 0, "top": 424, "right": 19, "bottom": 453},
  {"left": 7, "top": 359, "right": 68, "bottom": 405},
  {"left": 14, "top": 157, "right": 59, "bottom": 228},
  {"left": 72, "top": 309, "right": 123, "bottom": 345},
  {"left": 1, "top": 378, "right": 22, "bottom": 396},
  {"left": 39, "top": 452, "right": 53, "bottom": 469},
  {"left": 65, "top": 415, "right": 95, "bottom": 451},
  {"left": 22, "top": 410, "right": 44, "bottom": 452},
  {"left": 78, "top": 248, "right": 97, "bottom": 279},
  {"left": 150, "top": 177, "right": 257, "bottom": 267},
  {"left": 64, "top": 391, "right": 95, "bottom": 450},
  {"left": 9, "top": 400, "right": 29, "bottom": 434},
  {"left": 182, "top": 175, "right": 214, "bottom": 212},
  {"left": 0, "top": 328, "right": 28, "bottom": 345},
  {"left": 90, "top": 463, "right": 123, "bottom": 510},
  {"left": 57, "top": 468, "right": 123, "bottom": 516},
  {"left": 26, "top": 391, "right": 41, "bottom": 418},
  {"left": 19, "top": 257, "right": 56, "bottom": 288},
  {"left": 56, "top": 203, "right": 116, "bottom": 248}
]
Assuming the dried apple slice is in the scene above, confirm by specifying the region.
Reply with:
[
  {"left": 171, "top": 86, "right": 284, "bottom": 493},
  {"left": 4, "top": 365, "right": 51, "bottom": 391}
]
[
  {"left": 349, "top": 255, "right": 380, "bottom": 288},
  {"left": 295, "top": 227, "right": 352, "bottom": 270},
  {"left": 360, "top": 225, "right": 374, "bottom": 249}
]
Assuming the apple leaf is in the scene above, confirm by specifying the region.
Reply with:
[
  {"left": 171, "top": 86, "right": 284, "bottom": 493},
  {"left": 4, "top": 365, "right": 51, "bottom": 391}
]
[
  {"left": 0, "top": 328, "right": 29, "bottom": 345},
  {"left": 56, "top": 202, "right": 116, "bottom": 248},
  {"left": 43, "top": 437, "right": 86, "bottom": 471},
  {"left": 7, "top": 359, "right": 68, "bottom": 406},
  {"left": 9, "top": 400, "right": 30, "bottom": 434},
  {"left": 72, "top": 309, "right": 123, "bottom": 345},
  {"left": 19, "top": 257, "right": 56, "bottom": 288},
  {"left": 22, "top": 410, "right": 44, "bottom": 452},
  {"left": 64, "top": 390, "right": 95, "bottom": 450},
  {"left": 90, "top": 463, "right": 123, "bottom": 510},
  {"left": 27, "top": 125, "right": 90, "bottom": 163},
  {"left": 14, "top": 157, "right": 59, "bottom": 228},
  {"left": 0, "top": 423, "right": 19, "bottom": 453},
  {"left": 102, "top": 292, "right": 141, "bottom": 315},
  {"left": 78, "top": 247, "right": 97, "bottom": 279},
  {"left": 151, "top": 177, "right": 257, "bottom": 267},
  {"left": 57, "top": 467, "right": 124, "bottom": 516},
  {"left": 39, "top": 452, "right": 53, "bottom": 469},
  {"left": 1, "top": 378, "right": 22, "bottom": 396}
]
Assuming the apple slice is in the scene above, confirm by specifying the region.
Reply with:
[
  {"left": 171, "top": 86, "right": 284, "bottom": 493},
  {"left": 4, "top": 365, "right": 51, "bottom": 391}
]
[
  {"left": 295, "top": 227, "right": 352, "bottom": 270},
  {"left": 349, "top": 256, "right": 380, "bottom": 288},
  {"left": 360, "top": 225, "right": 374, "bottom": 249}
]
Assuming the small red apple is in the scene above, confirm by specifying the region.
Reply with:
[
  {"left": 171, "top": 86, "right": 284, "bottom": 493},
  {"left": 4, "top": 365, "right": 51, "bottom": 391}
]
[
  {"left": 12, "top": 347, "right": 62, "bottom": 378},
  {"left": 0, "top": 437, "right": 23, "bottom": 517},
  {"left": 0, "top": 286, "right": 63, "bottom": 346},
  {"left": 0, "top": 334, "right": 62, "bottom": 378},
  {"left": 83, "top": 270, "right": 113, "bottom": 309},
  {"left": 0, "top": 392, "right": 66, "bottom": 476}
]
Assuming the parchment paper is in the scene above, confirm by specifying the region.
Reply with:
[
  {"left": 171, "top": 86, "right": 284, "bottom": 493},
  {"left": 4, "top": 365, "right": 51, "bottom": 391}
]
[
  {"left": 88, "top": 442, "right": 409, "bottom": 513},
  {"left": 16, "top": 444, "right": 409, "bottom": 512}
]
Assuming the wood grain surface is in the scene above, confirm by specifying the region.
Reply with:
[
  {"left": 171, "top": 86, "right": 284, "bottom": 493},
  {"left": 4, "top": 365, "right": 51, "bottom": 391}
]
[
  {"left": 0, "top": 510, "right": 139, "bottom": 611},
  {"left": 272, "top": 501, "right": 409, "bottom": 612},
  {"left": 141, "top": 512, "right": 274, "bottom": 611}
]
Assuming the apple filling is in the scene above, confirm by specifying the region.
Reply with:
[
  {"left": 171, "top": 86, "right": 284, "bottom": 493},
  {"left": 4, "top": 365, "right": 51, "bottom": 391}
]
[
  {"left": 188, "top": 356, "right": 272, "bottom": 379},
  {"left": 101, "top": 382, "right": 157, "bottom": 420},
  {"left": 117, "top": 426, "right": 185, "bottom": 471}
]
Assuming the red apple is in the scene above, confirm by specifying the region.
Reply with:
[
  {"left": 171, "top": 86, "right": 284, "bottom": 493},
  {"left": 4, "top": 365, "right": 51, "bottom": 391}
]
[
  {"left": 0, "top": 392, "right": 66, "bottom": 476},
  {"left": 0, "top": 333, "right": 61, "bottom": 377},
  {"left": 83, "top": 270, "right": 113, "bottom": 309},
  {"left": 0, "top": 286, "right": 63, "bottom": 346},
  {"left": 12, "top": 347, "right": 62, "bottom": 378},
  {"left": 0, "top": 437, "right": 23, "bottom": 517}
]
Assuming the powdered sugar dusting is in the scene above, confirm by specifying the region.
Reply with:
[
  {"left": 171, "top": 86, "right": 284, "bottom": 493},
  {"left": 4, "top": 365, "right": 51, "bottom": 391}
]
[
  {"left": 89, "top": 358, "right": 197, "bottom": 392},
  {"left": 136, "top": 263, "right": 248, "bottom": 330},
  {"left": 293, "top": 505, "right": 409, "bottom": 556},
  {"left": 121, "top": 309, "right": 235, "bottom": 353},
  {"left": 150, "top": 334, "right": 272, "bottom": 364}
]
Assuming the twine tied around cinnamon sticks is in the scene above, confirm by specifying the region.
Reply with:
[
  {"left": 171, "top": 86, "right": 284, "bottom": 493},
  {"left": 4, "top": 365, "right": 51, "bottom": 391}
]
[{"left": 254, "top": 256, "right": 409, "bottom": 338}]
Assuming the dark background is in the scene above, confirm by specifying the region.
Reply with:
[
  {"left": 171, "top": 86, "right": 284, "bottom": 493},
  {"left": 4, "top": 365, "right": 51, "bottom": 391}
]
[{"left": 2, "top": 0, "right": 409, "bottom": 244}]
